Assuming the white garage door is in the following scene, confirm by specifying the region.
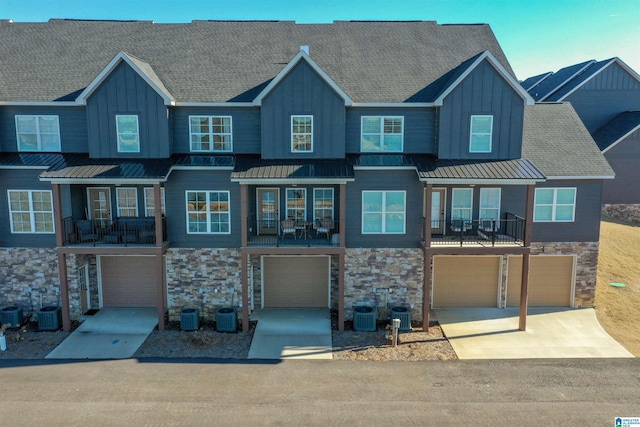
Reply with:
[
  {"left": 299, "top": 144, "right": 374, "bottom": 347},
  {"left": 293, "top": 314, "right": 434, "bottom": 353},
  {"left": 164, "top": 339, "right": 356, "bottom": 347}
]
[
  {"left": 507, "top": 255, "right": 574, "bottom": 307},
  {"left": 262, "top": 256, "right": 329, "bottom": 308},
  {"left": 432, "top": 256, "right": 501, "bottom": 308},
  {"left": 100, "top": 256, "right": 159, "bottom": 308}
]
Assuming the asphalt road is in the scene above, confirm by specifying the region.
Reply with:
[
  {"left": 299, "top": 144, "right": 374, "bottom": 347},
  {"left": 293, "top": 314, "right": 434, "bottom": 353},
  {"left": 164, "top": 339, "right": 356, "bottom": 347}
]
[{"left": 1, "top": 358, "right": 639, "bottom": 426}]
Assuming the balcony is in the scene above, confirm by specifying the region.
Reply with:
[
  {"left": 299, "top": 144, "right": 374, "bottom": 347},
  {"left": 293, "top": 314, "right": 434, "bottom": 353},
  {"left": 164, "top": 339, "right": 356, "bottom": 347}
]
[
  {"left": 424, "top": 213, "right": 525, "bottom": 247},
  {"left": 62, "top": 217, "right": 166, "bottom": 246},
  {"left": 247, "top": 219, "right": 341, "bottom": 247}
]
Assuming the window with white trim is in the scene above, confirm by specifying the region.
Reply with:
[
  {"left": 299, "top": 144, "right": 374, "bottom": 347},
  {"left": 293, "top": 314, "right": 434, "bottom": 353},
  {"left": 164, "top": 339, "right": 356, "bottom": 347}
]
[
  {"left": 8, "top": 190, "right": 54, "bottom": 233},
  {"left": 189, "top": 116, "right": 233, "bottom": 152},
  {"left": 361, "top": 116, "right": 403, "bottom": 152},
  {"left": 291, "top": 115, "right": 313, "bottom": 152},
  {"left": 116, "top": 115, "right": 140, "bottom": 152},
  {"left": 451, "top": 188, "right": 473, "bottom": 222},
  {"left": 116, "top": 188, "right": 138, "bottom": 217},
  {"left": 144, "top": 187, "right": 166, "bottom": 217},
  {"left": 362, "top": 191, "right": 406, "bottom": 234},
  {"left": 313, "top": 188, "right": 334, "bottom": 221},
  {"left": 286, "top": 188, "right": 306, "bottom": 221},
  {"left": 479, "top": 188, "right": 501, "bottom": 221},
  {"left": 186, "top": 191, "right": 230, "bottom": 234},
  {"left": 469, "top": 115, "right": 493, "bottom": 153},
  {"left": 534, "top": 188, "right": 576, "bottom": 222},
  {"left": 15, "top": 115, "right": 61, "bottom": 152}
]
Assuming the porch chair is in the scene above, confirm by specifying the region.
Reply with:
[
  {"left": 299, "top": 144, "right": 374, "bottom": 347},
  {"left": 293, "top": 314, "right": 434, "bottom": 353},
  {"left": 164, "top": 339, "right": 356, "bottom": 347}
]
[
  {"left": 76, "top": 220, "right": 98, "bottom": 243},
  {"left": 316, "top": 218, "right": 333, "bottom": 240},
  {"left": 477, "top": 218, "right": 499, "bottom": 241},
  {"left": 280, "top": 219, "right": 297, "bottom": 239}
]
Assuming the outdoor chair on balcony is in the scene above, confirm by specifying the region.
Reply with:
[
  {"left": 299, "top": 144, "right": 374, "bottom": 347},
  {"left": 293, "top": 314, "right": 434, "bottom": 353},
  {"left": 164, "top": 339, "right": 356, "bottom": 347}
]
[
  {"left": 450, "top": 218, "right": 469, "bottom": 235},
  {"left": 477, "top": 218, "right": 499, "bottom": 241},
  {"left": 281, "top": 219, "right": 297, "bottom": 239},
  {"left": 76, "top": 220, "right": 98, "bottom": 243},
  {"left": 316, "top": 218, "right": 333, "bottom": 240}
]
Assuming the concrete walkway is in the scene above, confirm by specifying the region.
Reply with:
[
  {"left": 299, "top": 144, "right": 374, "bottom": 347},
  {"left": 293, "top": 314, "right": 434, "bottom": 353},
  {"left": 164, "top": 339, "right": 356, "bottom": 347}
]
[
  {"left": 434, "top": 308, "right": 634, "bottom": 359},
  {"left": 248, "top": 309, "right": 333, "bottom": 359},
  {"left": 45, "top": 308, "right": 158, "bottom": 359}
]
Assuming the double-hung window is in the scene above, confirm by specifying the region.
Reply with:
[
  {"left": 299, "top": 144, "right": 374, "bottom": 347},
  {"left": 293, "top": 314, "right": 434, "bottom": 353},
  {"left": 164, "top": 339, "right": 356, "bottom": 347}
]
[
  {"left": 362, "top": 191, "right": 406, "bottom": 234},
  {"left": 361, "top": 116, "right": 403, "bottom": 152},
  {"left": 291, "top": 115, "right": 313, "bottom": 152},
  {"left": 469, "top": 115, "right": 493, "bottom": 153},
  {"left": 15, "top": 115, "right": 61, "bottom": 152},
  {"left": 186, "top": 191, "right": 230, "bottom": 234},
  {"left": 479, "top": 188, "right": 501, "bottom": 221},
  {"left": 116, "top": 188, "right": 138, "bottom": 217},
  {"left": 286, "top": 188, "right": 306, "bottom": 221},
  {"left": 116, "top": 115, "right": 140, "bottom": 152},
  {"left": 313, "top": 188, "right": 334, "bottom": 221},
  {"left": 144, "top": 187, "right": 166, "bottom": 217},
  {"left": 534, "top": 188, "right": 576, "bottom": 222},
  {"left": 8, "top": 190, "right": 54, "bottom": 233},
  {"left": 451, "top": 188, "right": 473, "bottom": 222},
  {"left": 189, "top": 116, "right": 233, "bottom": 152}
]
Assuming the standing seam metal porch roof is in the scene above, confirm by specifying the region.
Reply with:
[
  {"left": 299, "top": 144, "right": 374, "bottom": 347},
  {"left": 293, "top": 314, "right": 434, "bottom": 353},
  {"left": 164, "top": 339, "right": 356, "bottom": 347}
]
[{"left": 231, "top": 156, "right": 354, "bottom": 181}]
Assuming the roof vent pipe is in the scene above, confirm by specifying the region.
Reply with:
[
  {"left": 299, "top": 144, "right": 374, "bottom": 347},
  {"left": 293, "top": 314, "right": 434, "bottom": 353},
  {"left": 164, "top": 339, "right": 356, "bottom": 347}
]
[{"left": 300, "top": 45, "right": 309, "bottom": 55}]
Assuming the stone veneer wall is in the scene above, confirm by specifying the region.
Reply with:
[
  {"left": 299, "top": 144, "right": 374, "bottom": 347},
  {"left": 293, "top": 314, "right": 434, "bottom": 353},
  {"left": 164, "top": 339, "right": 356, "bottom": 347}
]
[
  {"left": 0, "top": 248, "right": 60, "bottom": 318},
  {"left": 165, "top": 248, "right": 242, "bottom": 321},
  {"left": 529, "top": 241, "right": 600, "bottom": 308},
  {"left": 344, "top": 248, "right": 423, "bottom": 321},
  {"left": 602, "top": 204, "right": 640, "bottom": 225}
]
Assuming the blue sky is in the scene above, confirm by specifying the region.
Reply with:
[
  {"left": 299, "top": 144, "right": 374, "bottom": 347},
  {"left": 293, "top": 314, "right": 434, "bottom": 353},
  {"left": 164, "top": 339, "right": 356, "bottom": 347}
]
[{"left": 1, "top": 0, "right": 638, "bottom": 80}]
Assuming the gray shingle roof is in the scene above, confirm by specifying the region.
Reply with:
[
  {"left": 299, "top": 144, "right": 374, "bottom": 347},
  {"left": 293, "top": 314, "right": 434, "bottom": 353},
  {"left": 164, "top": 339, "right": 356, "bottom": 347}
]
[
  {"left": 521, "top": 103, "right": 614, "bottom": 178},
  {"left": 0, "top": 19, "right": 513, "bottom": 103},
  {"left": 592, "top": 111, "right": 640, "bottom": 151}
]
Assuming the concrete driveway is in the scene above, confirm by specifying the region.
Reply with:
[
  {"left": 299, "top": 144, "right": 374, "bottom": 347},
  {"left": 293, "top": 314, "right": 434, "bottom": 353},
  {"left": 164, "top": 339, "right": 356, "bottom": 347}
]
[
  {"left": 45, "top": 308, "right": 157, "bottom": 359},
  {"left": 434, "top": 308, "right": 634, "bottom": 359},
  {"left": 248, "top": 309, "right": 332, "bottom": 359}
]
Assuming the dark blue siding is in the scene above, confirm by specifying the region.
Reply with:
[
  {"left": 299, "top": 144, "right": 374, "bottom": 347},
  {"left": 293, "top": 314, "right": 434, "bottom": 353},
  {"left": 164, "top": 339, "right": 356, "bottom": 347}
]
[
  {"left": 164, "top": 170, "right": 240, "bottom": 248},
  {"left": 566, "top": 63, "right": 640, "bottom": 133},
  {"left": 603, "top": 130, "right": 640, "bottom": 204},
  {"left": 172, "top": 107, "right": 261, "bottom": 154},
  {"left": 345, "top": 107, "right": 436, "bottom": 154},
  {"left": 86, "top": 61, "right": 170, "bottom": 158},
  {"left": 0, "top": 169, "right": 56, "bottom": 247},
  {"left": 438, "top": 60, "right": 524, "bottom": 160},
  {"left": 0, "top": 106, "right": 88, "bottom": 152},
  {"left": 261, "top": 61, "right": 345, "bottom": 159},
  {"left": 346, "top": 170, "right": 423, "bottom": 248}
]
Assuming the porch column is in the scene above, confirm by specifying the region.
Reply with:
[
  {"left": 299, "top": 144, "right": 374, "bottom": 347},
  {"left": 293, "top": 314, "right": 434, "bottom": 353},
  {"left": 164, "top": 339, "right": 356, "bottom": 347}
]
[
  {"left": 52, "top": 184, "right": 71, "bottom": 331},
  {"left": 338, "top": 251, "right": 345, "bottom": 331},
  {"left": 519, "top": 184, "right": 535, "bottom": 331},
  {"left": 241, "top": 250, "right": 249, "bottom": 332},
  {"left": 153, "top": 183, "right": 163, "bottom": 247},
  {"left": 241, "top": 184, "right": 248, "bottom": 247},
  {"left": 423, "top": 184, "right": 432, "bottom": 247},
  {"left": 422, "top": 184, "right": 432, "bottom": 331},
  {"left": 153, "top": 183, "right": 165, "bottom": 331},
  {"left": 339, "top": 183, "right": 346, "bottom": 247}
]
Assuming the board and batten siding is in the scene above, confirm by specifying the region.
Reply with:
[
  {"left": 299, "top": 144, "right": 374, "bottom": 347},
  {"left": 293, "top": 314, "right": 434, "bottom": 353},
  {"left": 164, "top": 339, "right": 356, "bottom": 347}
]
[
  {"left": 438, "top": 59, "right": 524, "bottom": 160},
  {"left": 171, "top": 107, "right": 261, "bottom": 154},
  {"left": 566, "top": 62, "right": 640, "bottom": 133},
  {"left": 86, "top": 61, "right": 170, "bottom": 159},
  {"left": 261, "top": 60, "right": 345, "bottom": 159},
  {"left": 0, "top": 106, "right": 88, "bottom": 153},
  {"left": 345, "top": 170, "right": 423, "bottom": 248},
  {"left": 345, "top": 107, "right": 437, "bottom": 154},
  {"left": 164, "top": 169, "right": 241, "bottom": 248},
  {"left": 0, "top": 169, "right": 57, "bottom": 247},
  {"left": 602, "top": 129, "right": 640, "bottom": 204}
]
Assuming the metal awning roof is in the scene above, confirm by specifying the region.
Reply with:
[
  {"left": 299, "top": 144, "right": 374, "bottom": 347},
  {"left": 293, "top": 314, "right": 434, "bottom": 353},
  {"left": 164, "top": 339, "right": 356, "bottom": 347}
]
[
  {"left": 415, "top": 156, "right": 546, "bottom": 184},
  {"left": 231, "top": 156, "right": 354, "bottom": 184}
]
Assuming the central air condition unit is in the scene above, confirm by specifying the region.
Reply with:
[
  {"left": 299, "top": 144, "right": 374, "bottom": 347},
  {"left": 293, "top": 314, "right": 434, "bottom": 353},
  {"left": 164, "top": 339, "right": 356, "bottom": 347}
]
[
  {"left": 390, "top": 306, "right": 411, "bottom": 332},
  {"left": 1, "top": 306, "right": 24, "bottom": 327},
  {"left": 180, "top": 308, "right": 200, "bottom": 331},
  {"left": 353, "top": 306, "right": 376, "bottom": 331},
  {"left": 216, "top": 307, "right": 237, "bottom": 332},
  {"left": 37, "top": 306, "right": 61, "bottom": 331}
]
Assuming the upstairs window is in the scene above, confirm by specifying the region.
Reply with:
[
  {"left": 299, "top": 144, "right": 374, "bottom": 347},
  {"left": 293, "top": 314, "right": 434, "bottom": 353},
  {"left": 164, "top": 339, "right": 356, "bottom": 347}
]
[
  {"left": 116, "top": 115, "right": 140, "bottom": 153},
  {"left": 451, "top": 188, "right": 473, "bottom": 222},
  {"left": 362, "top": 191, "right": 406, "bottom": 234},
  {"left": 189, "top": 116, "right": 233, "bottom": 152},
  {"left": 116, "top": 188, "right": 138, "bottom": 217},
  {"left": 144, "top": 187, "right": 166, "bottom": 217},
  {"left": 286, "top": 188, "right": 307, "bottom": 221},
  {"left": 534, "top": 188, "right": 576, "bottom": 222},
  {"left": 479, "top": 188, "right": 501, "bottom": 221},
  {"left": 469, "top": 115, "right": 493, "bottom": 153},
  {"left": 186, "top": 190, "right": 230, "bottom": 234},
  {"left": 313, "top": 188, "right": 334, "bottom": 221},
  {"left": 291, "top": 115, "right": 313, "bottom": 152},
  {"left": 15, "top": 115, "right": 61, "bottom": 152},
  {"left": 361, "top": 116, "right": 403, "bottom": 152},
  {"left": 8, "top": 190, "right": 54, "bottom": 234}
]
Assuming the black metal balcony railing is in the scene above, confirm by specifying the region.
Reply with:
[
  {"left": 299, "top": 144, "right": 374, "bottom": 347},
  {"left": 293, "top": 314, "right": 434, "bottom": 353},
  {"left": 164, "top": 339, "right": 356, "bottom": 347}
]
[
  {"left": 423, "top": 213, "right": 525, "bottom": 247},
  {"left": 62, "top": 217, "right": 166, "bottom": 246},
  {"left": 247, "top": 218, "right": 341, "bottom": 247}
]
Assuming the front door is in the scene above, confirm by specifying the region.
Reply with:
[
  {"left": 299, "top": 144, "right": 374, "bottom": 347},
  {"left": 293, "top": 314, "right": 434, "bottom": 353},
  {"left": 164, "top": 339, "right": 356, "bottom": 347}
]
[
  {"left": 78, "top": 264, "right": 90, "bottom": 313},
  {"left": 430, "top": 189, "right": 445, "bottom": 234},
  {"left": 88, "top": 188, "right": 111, "bottom": 225},
  {"left": 257, "top": 188, "right": 279, "bottom": 235}
]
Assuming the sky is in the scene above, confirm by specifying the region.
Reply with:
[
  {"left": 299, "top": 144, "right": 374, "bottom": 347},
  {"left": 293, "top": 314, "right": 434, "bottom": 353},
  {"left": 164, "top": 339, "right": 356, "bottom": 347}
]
[{"left": 1, "top": 0, "right": 638, "bottom": 80}]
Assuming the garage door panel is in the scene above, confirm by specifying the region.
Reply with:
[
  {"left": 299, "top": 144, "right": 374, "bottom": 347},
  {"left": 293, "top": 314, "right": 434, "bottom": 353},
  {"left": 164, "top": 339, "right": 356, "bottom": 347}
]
[
  {"left": 433, "top": 256, "right": 500, "bottom": 308},
  {"left": 507, "top": 256, "right": 573, "bottom": 307},
  {"left": 101, "top": 256, "right": 158, "bottom": 308},
  {"left": 263, "top": 256, "right": 329, "bottom": 308}
]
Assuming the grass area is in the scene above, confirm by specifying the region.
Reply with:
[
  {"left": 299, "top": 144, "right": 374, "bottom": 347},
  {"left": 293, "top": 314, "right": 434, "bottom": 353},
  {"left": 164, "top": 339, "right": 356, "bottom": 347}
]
[{"left": 596, "top": 218, "right": 640, "bottom": 356}]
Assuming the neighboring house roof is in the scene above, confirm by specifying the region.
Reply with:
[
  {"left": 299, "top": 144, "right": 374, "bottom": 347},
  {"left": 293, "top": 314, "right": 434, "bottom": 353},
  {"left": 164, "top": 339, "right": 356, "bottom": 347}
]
[
  {"left": 520, "top": 72, "right": 552, "bottom": 92},
  {"left": 592, "top": 111, "right": 640, "bottom": 152},
  {"left": 0, "top": 19, "right": 514, "bottom": 103},
  {"left": 521, "top": 103, "right": 615, "bottom": 179},
  {"left": 526, "top": 60, "right": 595, "bottom": 101},
  {"left": 231, "top": 156, "right": 354, "bottom": 183}
]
